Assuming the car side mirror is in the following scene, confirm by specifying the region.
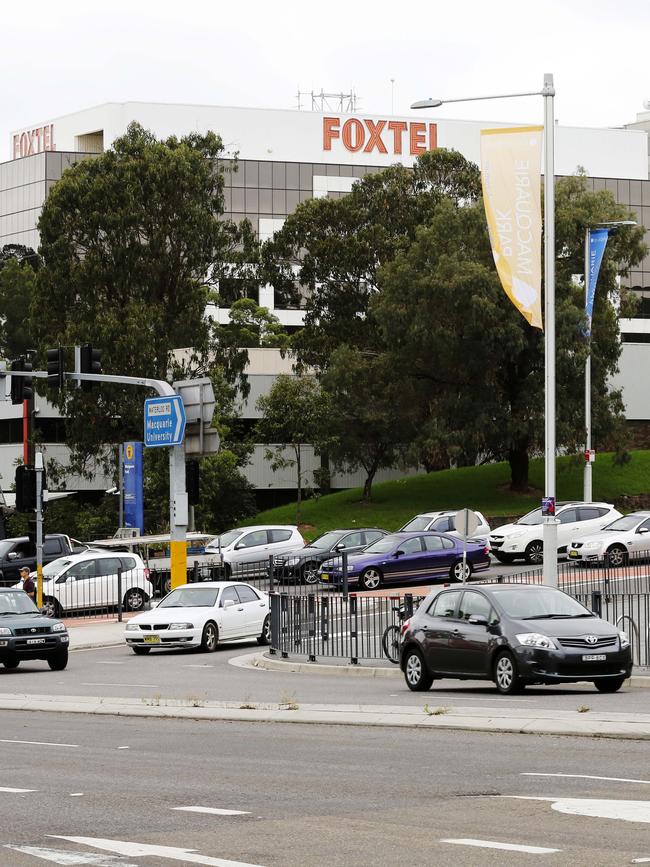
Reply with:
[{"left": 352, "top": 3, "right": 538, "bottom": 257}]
[
  {"left": 468, "top": 614, "right": 488, "bottom": 626},
  {"left": 7, "top": 552, "right": 18, "bottom": 560},
  {"left": 395, "top": 549, "right": 405, "bottom": 558},
  {"left": 223, "top": 599, "right": 235, "bottom": 609},
  {"left": 334, "top": 543, "right": 345, "bottom": 551},
  {"left": 638, "top": 528, "right": 649, "bottom": 535},
  {"left": 55, "top": 575, "right": 68, "bottom": 584},
  {"left": 234, "top": 542, "right": 245, "bottom": 550}
]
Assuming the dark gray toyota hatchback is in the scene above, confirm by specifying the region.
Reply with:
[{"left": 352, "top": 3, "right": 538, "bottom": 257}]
[
  {"left": 400, "top": 583, "right": 632, "bottom": 695},
  {"left": 0, "top": 588, "right": 69, "bottom": 671}
]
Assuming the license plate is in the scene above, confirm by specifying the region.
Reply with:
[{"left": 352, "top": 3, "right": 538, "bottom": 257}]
[
  {"left": 26, "top": 638, "right": 45, "bottom": 645},
  {"left": 320, "top": 575, "right": 329, "bottom": 581},
  {"left": 143, "top": 635, "right": 161, "bottom": 644},
  {"left": 569, "top": 550, "right": 579, "bottom": 558},
  {"left": 582, "top": 653, "right": 606, "bottom": 662}
]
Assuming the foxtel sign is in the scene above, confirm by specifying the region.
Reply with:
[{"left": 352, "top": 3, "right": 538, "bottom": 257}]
[
  {"left": 323, "top": 116, "right": 437, "bottom": 156},
  {"left": 12, "top": 124, "right": 56, "bottom": 159}
]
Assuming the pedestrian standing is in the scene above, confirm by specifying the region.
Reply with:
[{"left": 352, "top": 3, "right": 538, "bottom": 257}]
[{"left": 19, "top": 566, "right": 36, "bottom": 603}]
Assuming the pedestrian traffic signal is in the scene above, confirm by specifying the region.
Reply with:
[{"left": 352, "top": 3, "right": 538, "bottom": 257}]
[
  {"left": 46, "top": 347, "right": 65, "bottom": 390},
  {"left": 80, "top": 344, "right": 102, "bottom": 391},
  {"left": 10, "top": 357, "right": 33, "bottom": 404},
  {"left": 15, "top": 465, "right": 36, "bottom": 512},
  {"left": 186, "top": 460, "right": 200, "bottom": 506}
]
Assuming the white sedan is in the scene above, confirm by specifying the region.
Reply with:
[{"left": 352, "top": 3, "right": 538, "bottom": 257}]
[
  {"left": 568, "top": 511, "right": 650, "bottom": 566},
  {"left": 124, "top": 581, "right": 271, "bottom": 654}
]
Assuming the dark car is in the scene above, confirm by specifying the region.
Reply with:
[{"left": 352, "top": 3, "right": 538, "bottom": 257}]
[
  {"left": 273, "top": 528, "right": 389, "bottom": 584},
  {"left": 0, "top": 588, "right": 69, "bottom": 671},
  {"left": 0, "top": 534, "right": 83, "bottom": 587},
  {"left": 400, "top": 583, "right": 632, "bottom": 695},
  {"left": 319, "top": 531, "right": 491, "bottom": 590}
]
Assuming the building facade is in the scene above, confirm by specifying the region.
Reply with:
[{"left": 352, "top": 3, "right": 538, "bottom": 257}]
[{"left": 2, "top": 102, "right": 650, "bottom": 496}]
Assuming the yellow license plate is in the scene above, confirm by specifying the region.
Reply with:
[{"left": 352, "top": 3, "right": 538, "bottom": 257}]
[
  {"left": 143, "top": 635, "right": 161, "bottom": 644},
  {"left": 320, "top": 574, "right": 329, "bottom": 581},
  {"left": 569, "top": 550, "right": 578, "bottom": 558}
]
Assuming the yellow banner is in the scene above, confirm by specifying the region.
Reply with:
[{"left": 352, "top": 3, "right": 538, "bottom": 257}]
[{"left": 480, "top": 126, "right": 543, "bottom": 329}]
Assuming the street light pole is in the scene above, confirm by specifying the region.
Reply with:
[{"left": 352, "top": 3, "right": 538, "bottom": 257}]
[{"left": 412, "top": 73, "right": 558, "bottom": 585}]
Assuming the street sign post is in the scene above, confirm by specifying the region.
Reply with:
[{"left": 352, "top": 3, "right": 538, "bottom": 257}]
[
  {"left": 456, "top": 508, "right": 481, "bottom": 584},
  {"left": 144, "top": 396, "right": 186, "bottom": 447}
]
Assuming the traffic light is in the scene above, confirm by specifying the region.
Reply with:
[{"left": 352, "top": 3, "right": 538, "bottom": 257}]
[
  {"left": 46, "top": 347, "right": 65, "bottom": 390},
  {"left": 80, "top": 344, "right": 102, "bottom": 391},
  {"left": 186, "top": 460, "right": 200, "bottom": 506},
  {"left": 10, "top": 357, "right": 33, "bottom": 404},
  {"left": 15, "top": 465, "right": 36, "bottom": 512}
]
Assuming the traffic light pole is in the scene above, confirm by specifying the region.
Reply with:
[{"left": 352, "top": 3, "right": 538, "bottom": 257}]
[{"left": 35, "top": 452, "right": 44, "bottom": 609}]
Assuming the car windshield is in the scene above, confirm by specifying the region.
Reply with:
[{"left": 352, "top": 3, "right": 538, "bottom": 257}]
[
  {"left": 401, "top": 517, "right": 432, "bottom": 531},
  {"left": 363, "top": 535, "right": 402, "bottom": 554},
  {"left": 158, "top": 587, "right": 220, "bottom": 608},
  {"left": 0, "top": 593, "right": 39, "bottom": 615},
  {"left": 516, "top": 509, "right": 545, "bottom": 526},
  {"left": 602, "top": 514, "right": 644, "bottom": 532},
  {"left": 307, "top": 532, "right": 345, "bottom": 550},
  {"left": 43, "top": 558, "right": 73, "bottom": 577},
  {"left": 207, "top": 530, "right": 242, "bottom": 549},
  {"left": 493, "top": 587, "right": 592, "bottom": 619}
]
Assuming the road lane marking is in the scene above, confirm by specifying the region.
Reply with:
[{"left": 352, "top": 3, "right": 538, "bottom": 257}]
[
  {"left": 173, "top": 806, "right": 251, "bottom": 816},
  {"left": 80, "top": 682, "right": 159, "bottom": 688},
  {"left": 523, "top": 773, "right": 650, "bottom": 785},
  {"left": 0, "top": 738, "right": 78, "bottom": 748},
  {"left": 96, "top": 661, "right": 125, "bottom": 665},
  {"left": 5, "top": 844, "right": 138, "bottom": 864},
  {"left": 49, "top": 836, "right": 265, "bottom": 866},
  {"left": 440, "top": 838, "right": 560, "bottom": 854},
  {"left": 0, "top": 786, "right": 37, "bottom": 792},
  {"left": 501, "top": 796, "right": 650, "bottom": 824},
  {"left": 182, "top": 664, "right": 214, "bottom": 668}
]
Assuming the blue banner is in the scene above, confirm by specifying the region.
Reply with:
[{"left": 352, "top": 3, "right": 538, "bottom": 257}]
[
  {"left": 123, "top": 441, "right": 144, "bottom": 534},
  {"left": 585, "top": 228, "right": 609, "bottom": 337}
]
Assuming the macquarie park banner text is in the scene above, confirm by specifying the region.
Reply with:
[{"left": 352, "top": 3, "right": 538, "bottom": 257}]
[{"left": 480, "top": 126, "right": 543, "bottom": 329}]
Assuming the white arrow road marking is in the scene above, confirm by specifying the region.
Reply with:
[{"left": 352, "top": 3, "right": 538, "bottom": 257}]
[
  {"left": 522, "top": 773, "right": 650, "bottom": 785},
  {"left": 49, "top": 837, "right": 265, "bottom": 867},
  {"left": 0, "top": 739, "right": 78, "bottom": 748},
  {"left": 172, "top": 806, "right": 251, "bottom": 816},
  {"left": 4, "top": 844, "right": 136, "bottom": 864},
  {"left": 440, "top": 839, "right": 560, "bottom": 854},
  {"left": 0, "top": 786, "right": 37, "bottom": 792},
  {"left": 502, "top": 796, "right": 650, "bottom": 824}
]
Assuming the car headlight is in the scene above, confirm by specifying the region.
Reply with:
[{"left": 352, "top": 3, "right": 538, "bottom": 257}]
[
  {"left": 506, "top": 531, "right": 526, "bottom": 542},
  {"left": 0, "top": 627, "right": 12, "bottom": 636},
  {"left": 169, "top": 622, "right": 194, "bottom": 630},
  {"left": 516, "top": 632, "right": 558, "bottom": 649},
  {"left": 51, "top": 622, "right": 66, "bottom": 632},
  {"left": 583, "top": 541, "right": 601, "bottom": 549},
  {"left": 125, "top": 622, "right": 139, "bottom": 631},
  {"left": 619, "top": 630, "right": 630, "bottom": 648}
]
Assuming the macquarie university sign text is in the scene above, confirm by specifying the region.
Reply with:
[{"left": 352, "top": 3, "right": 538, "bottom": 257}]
[{"left": 323, "top": 117, "right": 437, "bottom": 156}]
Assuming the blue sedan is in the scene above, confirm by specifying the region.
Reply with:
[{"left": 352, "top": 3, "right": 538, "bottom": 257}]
[{"left": 318, "top": 531, "right": 491, "bottom": 590}]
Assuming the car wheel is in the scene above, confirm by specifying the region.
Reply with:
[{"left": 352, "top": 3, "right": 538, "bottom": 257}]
[
  {"left": 494, "top": 650, "right": 525, "bottom": 695},
  {"left": 382, "top": 625, "right": 401, "bottom": 665},
  {"left": 41, "top": 596, "right": 62, "bottom": 619},
  {"left": 359, "top": 568, "right": 382, "bottom": 591},
  {"left": 257, "top": 614, "right": 271, "bottom": 646},
  {"left": 524, "top": 541, "right": 544, "bottom": 566},
  {"left": 47, "top": 649, "right": 68, "bottom": 671},
  {"left": 132, "top": 646, "right": 151, "bottom": 656},
  {"left": 403, "top": 648, "right": 434, "bottom": 692},
  {"left": 450, "top": 560, "right": 472, "bottom": 582},
  {"left": 200, "top": 621, "right": 218, "bottom": 652},
  {"left": 606, "top": 545, "right": 628, "bottom": 568},
  {"left": 494, "top": 553, "right": 515, "bottom": 564},
  {"left": 3, "top": 656, "right": 20, "bottom": 670},
  {"left": 302, "top": 562, "right": 320, "bottom": 585},
  {"left": 594, "top": 677, "right": 626, "bottom": 693},
  {"left": 124, "top": 588, "right": 146, "bottom": 612}
]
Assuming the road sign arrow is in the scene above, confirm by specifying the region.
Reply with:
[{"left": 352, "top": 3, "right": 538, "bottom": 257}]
[{"left": 50, "top": 836, "right": 265, "bottom": 867}]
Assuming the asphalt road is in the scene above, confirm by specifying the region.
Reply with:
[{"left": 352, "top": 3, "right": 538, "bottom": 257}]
[
  {"left": 1, "top": 642, "right": 649, "bottom": 714},
  {"left": 1, "top": 711, "right": 650, "bottom": 865}
]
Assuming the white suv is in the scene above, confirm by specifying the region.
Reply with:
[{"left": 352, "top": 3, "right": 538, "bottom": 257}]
[
  {"left": 489, "top": 502, "right": 622, "bottom": 565},
  {"left": 204, "top": 525, "right": 305, "bottom": 576},
  {"left": 38, "top": 551, "right": 151, "bottom": 618},
  {"left": 400, "top": 510, "right": 491, "bottom": 544}
]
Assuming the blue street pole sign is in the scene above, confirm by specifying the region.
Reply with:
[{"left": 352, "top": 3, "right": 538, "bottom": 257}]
[
  {"left": 123, "top": 441, "right": 144, "bottom": 534},
  {"left": 144, "top": 395, "right": 186, "bottom": 447}
]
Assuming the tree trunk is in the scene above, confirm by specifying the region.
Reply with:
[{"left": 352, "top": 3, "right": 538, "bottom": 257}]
[
  {"left": 508, "top": 440, "right": 529, "bottom": 492},
  {"left": 295, "top": 445, "right": 302, "bottom": 521}
]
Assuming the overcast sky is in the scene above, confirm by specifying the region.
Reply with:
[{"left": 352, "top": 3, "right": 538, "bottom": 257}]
[{"left": 2, "top": 0, "right": 649, "bottom": 162}]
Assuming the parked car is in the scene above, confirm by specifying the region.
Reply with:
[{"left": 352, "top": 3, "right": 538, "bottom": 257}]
[
  {"left": 400, "top": 583, "right": 632, "bottom": 694},
  {"left": 400, "top": 510, "right": 491, "bottom": 544},
  {"left": 488, "top": 502, "right": 622, "bottom": 565},
  {"left": 37, "top": 551, "right": 151, "bottom": 618},
  {"left": 568, "top": 511, "right": 650, "bottom": 566},
  {"left": 124, "top": 581, "right": 271, "bottom": 654},
  {"left": 273, "top": 528, "right": 389, "bottom": 584},
  {"left": 0, "top": 587, "right": 69, "bottom": 670},
  {"left": 204, "top": 525, "right": 305, "bottom": 577},
  {"left": 0, "top": 533, "right": 85, "bottom": 587},
  {"left": 319, "top": 531, "right": 490, "bottom": 590}
]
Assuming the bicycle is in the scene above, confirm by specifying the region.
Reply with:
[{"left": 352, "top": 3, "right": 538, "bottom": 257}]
[{"left": 382, "top": 602, "right": 408, "bottom": 665}]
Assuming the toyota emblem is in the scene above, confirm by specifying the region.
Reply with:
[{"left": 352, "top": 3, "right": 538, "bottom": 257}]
[
  {"left": 585, "top": 635, "right": 598, "bottom": 645},
  {"left": 30, "top": 628, "right": 36, "bottom": 633}
]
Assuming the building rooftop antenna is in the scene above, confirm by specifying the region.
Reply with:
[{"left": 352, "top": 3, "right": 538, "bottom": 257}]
[{"left": 295, "top": 89, "right": 358, "bottom": 113}]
